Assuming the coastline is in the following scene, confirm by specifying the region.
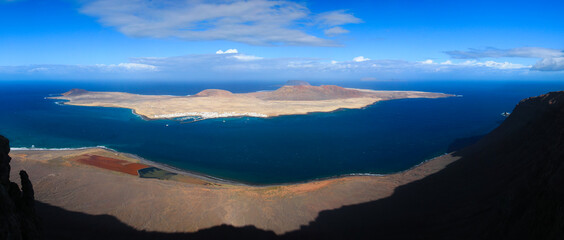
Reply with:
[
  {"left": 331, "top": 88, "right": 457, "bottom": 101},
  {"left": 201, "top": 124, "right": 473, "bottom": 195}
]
[
  {"left": 12, "top": 146, "right": 241, "bottom": 186},
  {"left": 11, "top": 146, "right": 450, "bottom": 187},
  {"left": 10, "top": 145, "right": 459, "bottom": 234}
]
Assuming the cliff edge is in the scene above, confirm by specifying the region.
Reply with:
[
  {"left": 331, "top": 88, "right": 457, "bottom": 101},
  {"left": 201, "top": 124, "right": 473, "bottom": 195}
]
[
  {"left": 286, "top": 91, "right": 564, "bottom": 239},
  {"left": 0, "top": 136, "right": 41, "bottom": 240}
]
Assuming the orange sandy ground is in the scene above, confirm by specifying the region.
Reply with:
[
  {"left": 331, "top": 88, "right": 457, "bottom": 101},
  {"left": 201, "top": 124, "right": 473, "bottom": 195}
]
[
  {"left": 72, "top": 154, "right": 149, "bottom": 176},
  {"left": 10, "top": 148, "right": 459, "bottom": 234}
]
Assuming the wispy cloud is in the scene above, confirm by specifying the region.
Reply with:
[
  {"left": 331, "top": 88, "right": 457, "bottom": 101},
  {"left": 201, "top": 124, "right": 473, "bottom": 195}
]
[
  {"left": 324, "top": 26, "right": 349, "bottom": 36},
  {"left": 0, "top": 62, "right": 158, "bottom": 78},
  {"left": 80, "top": 0, "right": 362, "bottom": 46},
  {"left": 315, "top": 10, "right": 362, "bottom": 26},
  {"left": 216, "top": 49, "right": 239, "bottom": 54},
  {"left": 352, "top": 56, "right": 370, "bottom": 62},
  {"left": 445, "top": 47, "right": 564, "bottom": 59},
  {"left": 424, "top": 59, "right": 530, "bottom": 70},
  {"left": 445, "top": 47, "right": 564, "bottom": 71},
  {"left": 532, "top": 57, "right": 564, "bottom": 71},
  {"left": 97, "top": 63, "right": 158, "bottom": 71},
  {"left": 2, "top": 50, "right": 542, "bottom": 80}
]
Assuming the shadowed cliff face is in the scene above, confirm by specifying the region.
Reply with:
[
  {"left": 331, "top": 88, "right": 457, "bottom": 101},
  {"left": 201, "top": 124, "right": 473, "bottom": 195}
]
[
  {"left": 0, "top": 136, "right": 41, "bottom": 240},
  {"left": 284, "top": 91, "right": 564, "bottom": 239}
]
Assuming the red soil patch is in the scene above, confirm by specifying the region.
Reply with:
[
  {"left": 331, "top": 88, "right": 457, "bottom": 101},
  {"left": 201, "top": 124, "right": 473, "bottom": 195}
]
[{"left": 72, "top": 154, "right": 149, "bottom": 176}]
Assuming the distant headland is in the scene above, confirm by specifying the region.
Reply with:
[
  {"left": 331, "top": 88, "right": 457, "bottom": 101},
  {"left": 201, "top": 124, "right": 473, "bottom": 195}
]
[{"left": 49, "top": 81, "right": 454, "bottom": 120}]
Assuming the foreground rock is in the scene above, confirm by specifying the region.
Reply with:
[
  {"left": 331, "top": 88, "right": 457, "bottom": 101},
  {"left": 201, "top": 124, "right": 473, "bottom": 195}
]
[{"left": 0, "top": 135, "right": 41, "bottom": 240}]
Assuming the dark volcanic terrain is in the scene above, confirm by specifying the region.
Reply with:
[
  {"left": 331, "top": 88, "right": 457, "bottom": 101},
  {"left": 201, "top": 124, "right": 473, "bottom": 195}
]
[
  {"left": 284, "top": 91, "right": 564, "bottom": 239},
  {"left": 1, "top": 137, "right": 41, "bottom": 239}
]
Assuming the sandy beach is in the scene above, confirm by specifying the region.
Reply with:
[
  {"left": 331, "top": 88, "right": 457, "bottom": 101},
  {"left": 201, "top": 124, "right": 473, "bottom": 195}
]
[{"left": 9, "top": 147, "right": 459, "bottom": 234}]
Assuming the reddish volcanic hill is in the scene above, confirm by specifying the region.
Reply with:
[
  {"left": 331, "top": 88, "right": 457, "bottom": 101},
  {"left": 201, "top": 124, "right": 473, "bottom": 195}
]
[
  {"left": 194, "top": 89, "right": 234, "bottom": 97},
  {"left": 192, "top": 81, "right": 368, "bottom": 101},
  {"left": 284, "top": 80, "right": 311, "bottom": 86},
  {"left": 260, "top": 85, "right": 366, "bottom": 101},
  {"left": 62, "top": 88, "right": 88, "bottom": 96}
]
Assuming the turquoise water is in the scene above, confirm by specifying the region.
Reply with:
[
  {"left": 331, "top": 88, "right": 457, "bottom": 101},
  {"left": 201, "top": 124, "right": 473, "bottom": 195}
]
[{"left": 1, "top": 80, "right": 563, "bottom": 184}]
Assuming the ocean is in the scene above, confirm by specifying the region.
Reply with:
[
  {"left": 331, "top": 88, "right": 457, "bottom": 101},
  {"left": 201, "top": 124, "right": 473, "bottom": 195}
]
[{"left": 1, "top": 80, "right": 563, "bottom": 184}]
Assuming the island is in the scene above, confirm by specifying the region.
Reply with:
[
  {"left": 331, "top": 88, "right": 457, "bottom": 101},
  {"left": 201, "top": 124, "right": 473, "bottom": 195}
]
[{"left": 49, "top": 81, "right": 454, "bottom": 120}]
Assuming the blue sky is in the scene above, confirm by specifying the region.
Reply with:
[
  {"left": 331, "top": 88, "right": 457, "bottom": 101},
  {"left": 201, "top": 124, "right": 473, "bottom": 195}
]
[{"left": 1, "top": 0, "right": 563, "bottom": 81}]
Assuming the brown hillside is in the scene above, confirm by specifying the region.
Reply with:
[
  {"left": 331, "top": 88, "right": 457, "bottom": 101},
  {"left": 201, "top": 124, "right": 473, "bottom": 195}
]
[{"left": 260, "top": 85, "right": 366, "bottom": 101}]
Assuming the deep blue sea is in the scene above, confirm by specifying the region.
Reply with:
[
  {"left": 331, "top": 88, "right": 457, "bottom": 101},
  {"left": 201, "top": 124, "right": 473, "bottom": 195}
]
[{"left": 1, "top": 80, "right": 563, "bottom": 184}]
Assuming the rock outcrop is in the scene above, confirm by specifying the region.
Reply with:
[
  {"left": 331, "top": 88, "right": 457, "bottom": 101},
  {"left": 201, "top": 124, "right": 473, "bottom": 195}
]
[{"left": 0, "top": 135, "right": 41, "bottom": 240}]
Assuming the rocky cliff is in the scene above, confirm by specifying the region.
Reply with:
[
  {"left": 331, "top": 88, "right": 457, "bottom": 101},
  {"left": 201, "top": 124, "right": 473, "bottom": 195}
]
[
  {"left": 286, "top": 91, "right": 564, "bottom": 239},
  {"left": 0, "top": 135, "right": 41, "bottom": 240}
]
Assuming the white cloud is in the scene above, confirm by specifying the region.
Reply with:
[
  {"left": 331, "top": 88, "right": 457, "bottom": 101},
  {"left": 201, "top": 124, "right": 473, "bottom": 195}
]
[
  {"left": 80, "top": 0, "right": 362, "bottom": 46},
  {"left": 315, "top": 10, "right": 363, "bottom": 26},
  {"left": 4, "top": 51, "right": 557, "bottom": 80},
  {"left": 444, "top": 46, "right": 564, "bottom": 71},
  {"left": 458, "top": 60, "right": 529, "bottom": 69},
  {"left": 231, "top": 54, "right": 263, "bottom": 61},
  {"left": 445, "top": 47, "right": 564, "bottom": 59},
  {"left": 117, "top": 63, "right": 158, "bottom": 71},
  {"left": 324, "top": 26, "right": 349, "bottom": 36},
  {"left": 353, "top": 56, "right": 370, "bottom": 62},
  {"left": 419, "top": 59, "right": 529, "bottom": 70},
  {"left": 532, "top": 57, "right": 564, "bottom": 71},
  {"left": 216, "top": 49, "right": 239, "bottom": 54},
  {"left": 28, "top": 67, "right": 49, "bottom": 73},
  {"left": 128, "top": 52, "right": 531, "bottom": 74},
  {"left": 480, "top": 61, "right": 529, "bottom": 69},
  {"left": 97, "top": 63, "right": 158, "bottom": 71}
]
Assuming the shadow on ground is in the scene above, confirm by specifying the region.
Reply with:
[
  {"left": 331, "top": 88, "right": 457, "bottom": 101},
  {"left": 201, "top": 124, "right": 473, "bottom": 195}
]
[{"left": 37, "top": 201, "right": 277, "bottom": 240}]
